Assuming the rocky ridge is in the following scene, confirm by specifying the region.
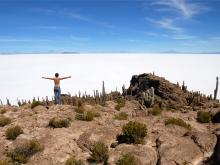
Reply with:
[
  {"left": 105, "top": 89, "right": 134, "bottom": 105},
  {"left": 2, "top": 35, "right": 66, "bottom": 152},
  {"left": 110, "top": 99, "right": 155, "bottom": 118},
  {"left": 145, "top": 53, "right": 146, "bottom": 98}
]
[{"left": 0, "top": 73, "right": 220, "bottom": 165}]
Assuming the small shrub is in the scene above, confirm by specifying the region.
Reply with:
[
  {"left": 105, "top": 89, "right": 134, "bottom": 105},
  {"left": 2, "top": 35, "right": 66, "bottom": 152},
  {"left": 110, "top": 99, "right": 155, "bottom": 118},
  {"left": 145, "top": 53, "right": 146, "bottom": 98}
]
[
  {"left": 183, "top": 161, "right": 190, "bottom": 165},
  {"left": 6, "top": 125, "right": 23, "bottom": 140},
  {"left": 197, "top": 111, "right": 211, "bottom": 123},
  {"left": 115, "top": 98, "right": 126, "bottom": 111},
  {"left": 31, "top": 101, "right": 43, "bottom": 109},
  {"left": 117, "top": 121, "right": 147, "bottom": 144},
  {"left": 90, "top": 141, "right": 109, "bottom": 163},
  {"left": 75, "top": 111, "right": 95, "bottom": 121},
  {"left": 75, "top": 106, "right": 85, "bottom": 114},
  {"left": 115, "top": 112, "right": 128, "bottom": 120},
  {"left": 84, "top": 111, "right": 94, "bottom": 121},
  {"left": 0, "top": 116, "right": 11, "bottom": 127},
  {"left": 7, "top": 139, "right": 44, "bottom": 164},
  {"left": 49, "top": 117, "right": 70, "bottom": 128},
  {"left": 149, "top": 105, "right": 162, "bottom": 116},
  {"left": 0, "top": 159, "right": 10, "bottom": 165},
  {"left": 0, "top": 109, "right": 7, "bottom": 114},
  {"left": 165, "top": 117, "right": 191, "bottom": 130},
  {"left": 117, "top": 98, "right": 126, "bottom": 107},
  {"left": 116, "top": 153, "right": 138, "bottom": 165},
  {"left": 65, "top": 156, "right": 84, "bottom": 165}
]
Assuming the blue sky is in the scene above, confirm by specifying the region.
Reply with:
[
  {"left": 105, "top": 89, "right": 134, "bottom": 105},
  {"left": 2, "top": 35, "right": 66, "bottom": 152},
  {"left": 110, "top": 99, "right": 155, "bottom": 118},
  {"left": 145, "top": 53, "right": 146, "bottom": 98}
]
[{"left": 0, "top": 0, "right": 220, "bottom": 53}]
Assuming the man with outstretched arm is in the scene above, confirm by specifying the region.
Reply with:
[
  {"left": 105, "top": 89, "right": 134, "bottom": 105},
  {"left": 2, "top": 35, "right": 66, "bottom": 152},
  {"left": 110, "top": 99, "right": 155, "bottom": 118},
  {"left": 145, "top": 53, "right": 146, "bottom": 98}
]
[{"left": 42, "top": 73, "right": 71, "bottom": 105}]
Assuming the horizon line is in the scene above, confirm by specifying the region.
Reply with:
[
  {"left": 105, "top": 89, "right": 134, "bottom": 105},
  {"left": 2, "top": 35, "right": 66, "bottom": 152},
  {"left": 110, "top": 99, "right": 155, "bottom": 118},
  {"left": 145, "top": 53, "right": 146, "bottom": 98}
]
[{"left": 1, "top": 51, "right": 220, "bottom": 55}]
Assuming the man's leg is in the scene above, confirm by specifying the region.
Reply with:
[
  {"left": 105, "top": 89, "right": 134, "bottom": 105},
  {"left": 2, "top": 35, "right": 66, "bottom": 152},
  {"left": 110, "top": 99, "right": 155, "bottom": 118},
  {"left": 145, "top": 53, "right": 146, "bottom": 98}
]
[
  {"left": 54, "top": 90, "right": 59, "bottom": 104},
  {"left": 58, "top": 89, "right": 61, "bottom": 104}
]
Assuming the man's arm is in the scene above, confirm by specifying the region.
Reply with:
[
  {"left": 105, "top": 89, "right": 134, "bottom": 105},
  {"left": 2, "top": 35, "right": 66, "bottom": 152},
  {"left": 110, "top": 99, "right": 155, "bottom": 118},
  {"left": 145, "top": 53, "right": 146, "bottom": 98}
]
[
  {"left": 60, "top": 76, "right": 71, "bottom": 80},
  {"left": 42, "top": 77, "right": 54, "bottom": 80}
]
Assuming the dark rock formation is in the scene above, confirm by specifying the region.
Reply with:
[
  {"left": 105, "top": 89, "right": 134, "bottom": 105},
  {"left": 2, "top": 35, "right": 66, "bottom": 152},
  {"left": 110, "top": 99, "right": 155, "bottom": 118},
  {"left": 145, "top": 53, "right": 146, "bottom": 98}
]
[
  {"left": 211, "top": 111, "right": 220, "bottom": 123},
  {"left": 208, "top": 131, "right": 220, "bottom": 165},
  {"left": 127, "top": 73, "right": 188, "bottom": 106}
]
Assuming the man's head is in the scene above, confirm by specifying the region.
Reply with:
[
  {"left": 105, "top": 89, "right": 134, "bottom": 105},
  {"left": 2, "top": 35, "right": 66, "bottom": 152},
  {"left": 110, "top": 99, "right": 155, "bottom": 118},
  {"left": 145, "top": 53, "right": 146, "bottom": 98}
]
[{"left": 55, "top": 73, "right": 59, "bottom": 77}]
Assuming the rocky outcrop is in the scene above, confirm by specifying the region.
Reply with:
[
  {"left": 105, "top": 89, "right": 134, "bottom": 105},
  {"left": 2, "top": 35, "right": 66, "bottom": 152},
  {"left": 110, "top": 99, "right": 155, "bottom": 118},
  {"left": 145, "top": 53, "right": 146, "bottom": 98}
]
[
  {"left": 211, "top": 111, "right": 220, "bottom": 123},
  {"left": 108, "top": 144, "right": 158, "bottom": 165},
  {"left": 190, "top": 131, "right": 217, "bottom": 154},
  {"left": 0, "top": 73, "right": 218, "bottom": 165},
  {"left": 127, "top": 73, "right": 188, "bottom": 107},
  {"left": 207, "top": 131, "right": 220, "bottom": 165}
]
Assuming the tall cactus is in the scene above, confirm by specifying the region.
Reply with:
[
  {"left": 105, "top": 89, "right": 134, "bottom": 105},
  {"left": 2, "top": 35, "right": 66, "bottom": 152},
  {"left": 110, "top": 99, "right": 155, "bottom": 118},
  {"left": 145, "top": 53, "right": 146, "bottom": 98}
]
[
  {"left": 122, "top": 84, "right": 127, "bottom": 96},
  {"left": 17, "top": 99, "right": 22, "bottom": 106},
  {"left": 101, "top": 81, "right": 106, "bottom": 105},
  {"left": 78, "top": 91, "right": 81, "bottom": 98},
  {"left": 214, "top": 77, "right": 219, "bottom": 100},
  {"left": 6, "top": 98, "right": 11, "bottom": 106},
  {"left": 182, "top": 81, "right": 187, "bottom": 92}
]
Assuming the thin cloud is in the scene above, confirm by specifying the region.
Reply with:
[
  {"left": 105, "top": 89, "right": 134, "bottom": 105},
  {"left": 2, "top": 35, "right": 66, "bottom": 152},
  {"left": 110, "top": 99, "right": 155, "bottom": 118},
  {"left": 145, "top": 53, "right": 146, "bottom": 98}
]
[
  {"left": 70, "top": 35, "right": 89, "bottom": 41},
  {"left": 144, "top": 32, "right": 159, "bottom": 36},
  {"left": 183, "top": 39, "right": 210, "bottom": 47},
  {"left": 152, "top": 0, "right": 208, "bottom": 19},
  {"left": 210, "top": 37, "right": 220, "bottom": 40},
  {"left": 127, "top": 39, "right": 148, "bottom": 42},
  {"left": 95, "top": 21, "right": 115, "bottom": 29},
  {"left": 32, "top": 8, "right": 114, "bottom": 29},
  {"left": 67, "top": 12, "right": 114, "bottom": 29},
  {"left": 31, "top": 8, "right": 55, "bottom": 14},
  {"left": 23, "top": 26, "right": 69, "bottom": 30},
  {"left": 67, "top": 12, "right": 92, "bottom": 22},
  {"left": 172, "top": 34, "right": 197, "bottom": 40},
  {"left": 0, "top": 38, "right": 51, "bottom": 42},
  {"left": 146, "top": 17, "right": 183, "bottom": 32}
]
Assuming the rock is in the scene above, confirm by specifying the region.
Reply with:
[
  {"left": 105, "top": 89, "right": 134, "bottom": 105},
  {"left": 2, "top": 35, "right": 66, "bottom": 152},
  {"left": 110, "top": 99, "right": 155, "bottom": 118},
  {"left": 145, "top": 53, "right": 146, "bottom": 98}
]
[
  {"left": 157, "top": 134, "right": 203, "bottom": 165},
  {"left": 127, "top": 73, "right": 188, "bottom": 107},
  {"left": 108, "top": 144, "right": 157, "bottom": 165},
  {"left": 211, "top": 111, "right": 220, "bottom": 123},
  {"left": 190, "top": 131, "right": 217, "bottom": 154},
  {"left": 208, "top": 131, "right": 220, "bottom": 165},
  {"left": 166, "top": 125, "right": 189, "bottom": 137},
  {"left": 76, "top": 125, "right": 121, "bottom": 152}
]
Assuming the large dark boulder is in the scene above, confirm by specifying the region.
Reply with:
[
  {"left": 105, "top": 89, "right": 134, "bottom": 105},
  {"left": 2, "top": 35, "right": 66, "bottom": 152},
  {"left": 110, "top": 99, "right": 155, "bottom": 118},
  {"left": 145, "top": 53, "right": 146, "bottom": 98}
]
[
  {"left": 208, "top": 131, "right": 220, "bottom": 165},
  {"left": 212, "top": 111, "right": 220, "bottom": 123},
  {"left": 127, "top": 73, "right": 188, "bottom": 106}
]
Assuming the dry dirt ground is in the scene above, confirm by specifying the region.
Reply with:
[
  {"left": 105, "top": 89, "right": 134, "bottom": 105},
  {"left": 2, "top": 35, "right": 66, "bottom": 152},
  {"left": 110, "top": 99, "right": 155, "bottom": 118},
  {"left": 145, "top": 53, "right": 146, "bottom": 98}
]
[{"left": 0, "top": 100, "right": 219, "bottom": 165}]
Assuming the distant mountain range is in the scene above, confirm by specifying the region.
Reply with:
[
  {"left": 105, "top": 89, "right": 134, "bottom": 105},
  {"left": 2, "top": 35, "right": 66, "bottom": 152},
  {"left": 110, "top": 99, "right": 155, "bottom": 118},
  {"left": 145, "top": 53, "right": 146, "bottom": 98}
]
[
  {"left": 160, "top": 51, "right": 220, "bottom": 54},
  {"left": 0, "top": 51, "right": 220, "bottom": 55}
]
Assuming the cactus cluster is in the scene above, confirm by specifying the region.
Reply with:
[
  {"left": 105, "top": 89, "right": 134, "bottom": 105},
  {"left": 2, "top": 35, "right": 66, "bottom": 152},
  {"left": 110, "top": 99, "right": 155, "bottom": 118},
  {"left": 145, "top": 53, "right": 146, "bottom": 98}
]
[
  {"left": 139, "top": 87, "right": 155, "bottom": 108},
  {"left": 186, "top": 91, "right": 211, "bottom": 106},
  {"left": 3, "top": 75, "right": 218, "bottom": 108},
  {"left": 3, "top": 80, "right": 122, "bottom": 107}
]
